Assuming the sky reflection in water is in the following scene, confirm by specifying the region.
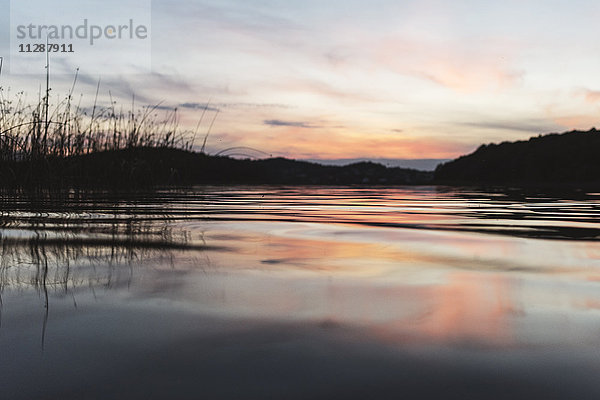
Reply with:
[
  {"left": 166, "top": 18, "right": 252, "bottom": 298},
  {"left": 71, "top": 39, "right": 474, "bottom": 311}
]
[{"left": 1, "top": 186, "right": 600, "bottom": 399}]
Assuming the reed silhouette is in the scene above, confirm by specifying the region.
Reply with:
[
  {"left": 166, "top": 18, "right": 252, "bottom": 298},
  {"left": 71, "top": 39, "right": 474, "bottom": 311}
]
[{"left": 0, "top": 59, "right": 224, "bottom": 188}]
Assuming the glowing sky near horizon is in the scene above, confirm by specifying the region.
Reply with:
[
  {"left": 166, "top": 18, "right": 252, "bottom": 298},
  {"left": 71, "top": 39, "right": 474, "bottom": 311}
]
[{"left": 3, "top": 0, "right": 600, "bottom": 160}]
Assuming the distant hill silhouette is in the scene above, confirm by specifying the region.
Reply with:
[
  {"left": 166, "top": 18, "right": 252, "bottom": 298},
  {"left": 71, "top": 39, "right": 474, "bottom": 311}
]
[
  {"left": 8, "top": 128, "right": 598, "bottom": 189},
  {"left": 0, "top": 148, "right": 433, "bottom": 188},
  {"left": 435, "top": 128, "right": 600, "bottom": 186}
]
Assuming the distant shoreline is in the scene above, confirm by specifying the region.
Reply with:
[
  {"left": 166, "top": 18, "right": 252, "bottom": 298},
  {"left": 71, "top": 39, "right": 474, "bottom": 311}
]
[
  {"left": 3, "top": 128, "right": 600, "bottom": 190},
  {"left": 0, "top": 147, "right": 433, "bottom": 189}
]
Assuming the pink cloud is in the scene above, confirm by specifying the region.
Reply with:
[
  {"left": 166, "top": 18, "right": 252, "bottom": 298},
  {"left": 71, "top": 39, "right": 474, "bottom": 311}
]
[
  {"left": 374, "top": 36, "right": 523, "bottom": 93},
  {"left": 581, "top": 89, "right": 600, "bottom": 104}
]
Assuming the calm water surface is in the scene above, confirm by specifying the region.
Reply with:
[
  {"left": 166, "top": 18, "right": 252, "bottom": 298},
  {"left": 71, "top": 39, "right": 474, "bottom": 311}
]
[{"left": 1, "top": 186, "right": 600, "bottom": 399}]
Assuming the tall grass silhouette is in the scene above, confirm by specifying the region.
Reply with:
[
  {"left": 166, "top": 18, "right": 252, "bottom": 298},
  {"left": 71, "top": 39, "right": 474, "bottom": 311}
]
[
  {"left": 0, "top": 85, "right": 193, "bottom": 163},
  {"left": 0, "top": 60, "right": 222, "bottom": 188},
  {"left": 0, "top": 60, "right": 213, "bottom": 164}
]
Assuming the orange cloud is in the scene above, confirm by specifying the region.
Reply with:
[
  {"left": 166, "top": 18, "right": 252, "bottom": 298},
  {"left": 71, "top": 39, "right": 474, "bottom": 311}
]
[
  {"left": 239, "top": 125, "right": 470, "bottom": 159},
  {"left": 552, "top": 114, "right": 600, "bottom": 130},
  {"left": 582, "top": 89, "right": 600, "bottom": 104},
  {"left": 375, "top": 37, "right": 523, "bottom": 93}
]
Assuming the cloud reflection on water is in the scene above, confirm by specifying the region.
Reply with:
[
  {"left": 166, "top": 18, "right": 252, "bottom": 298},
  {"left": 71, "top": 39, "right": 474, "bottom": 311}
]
[{"left": 2, "top": 187, "right": 600, "bottom": 398}]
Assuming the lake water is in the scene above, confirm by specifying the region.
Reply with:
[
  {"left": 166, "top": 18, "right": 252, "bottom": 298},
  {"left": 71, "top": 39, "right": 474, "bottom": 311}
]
[{"left": 1, "top": 186, "right": 600, "bottom": 399}]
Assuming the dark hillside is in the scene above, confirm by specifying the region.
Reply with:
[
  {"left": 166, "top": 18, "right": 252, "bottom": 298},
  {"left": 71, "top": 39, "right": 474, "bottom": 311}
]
[
  {"left": 0, "top": 147, "right": 433, "bottom": 188},
  {"left": 435, "top": 128, "right": 600, "bottom": 186}
]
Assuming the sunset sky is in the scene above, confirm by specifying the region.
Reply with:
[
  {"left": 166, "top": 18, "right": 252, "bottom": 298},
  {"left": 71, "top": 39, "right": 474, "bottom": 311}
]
[{"left": 3, "top": 0, "right": 600, "bottom": 162}]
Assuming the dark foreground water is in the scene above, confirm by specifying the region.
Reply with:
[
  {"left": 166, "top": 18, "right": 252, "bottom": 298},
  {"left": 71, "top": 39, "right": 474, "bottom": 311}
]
[{"left": 1, "top": 186, "right": 600, "bottom": 399}]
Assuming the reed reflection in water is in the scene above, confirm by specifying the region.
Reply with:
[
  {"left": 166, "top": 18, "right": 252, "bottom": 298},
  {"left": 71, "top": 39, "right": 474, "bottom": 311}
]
[{"left": 1, "top": 186, "right": 600, "bottom": 399}]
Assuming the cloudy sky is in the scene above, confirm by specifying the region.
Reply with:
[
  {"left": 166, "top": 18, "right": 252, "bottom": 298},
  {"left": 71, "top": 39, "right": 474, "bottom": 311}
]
[{"left": 3, "top": 0, "right": 600, "bottom": 161}]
